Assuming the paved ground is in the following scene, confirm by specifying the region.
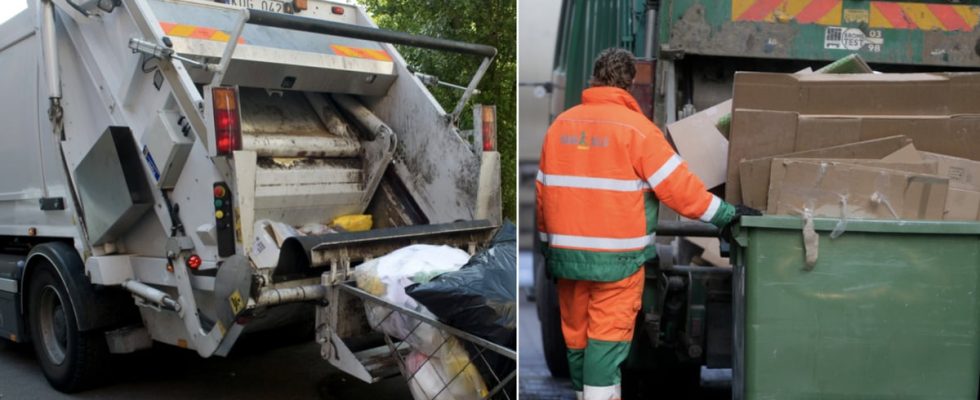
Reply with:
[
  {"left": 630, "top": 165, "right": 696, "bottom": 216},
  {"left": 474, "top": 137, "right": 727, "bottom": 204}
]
[
  {"left": 518, "top": 252, "right": 576, "bottom": 400},
  {"left": 0, "top": 327, "right": 409, "bottom": 400}
]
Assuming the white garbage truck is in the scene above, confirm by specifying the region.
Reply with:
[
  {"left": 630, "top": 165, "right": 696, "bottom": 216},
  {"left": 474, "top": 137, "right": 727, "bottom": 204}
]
[{"left": 0, "top": 0, "right": 508, "bottom": 394}]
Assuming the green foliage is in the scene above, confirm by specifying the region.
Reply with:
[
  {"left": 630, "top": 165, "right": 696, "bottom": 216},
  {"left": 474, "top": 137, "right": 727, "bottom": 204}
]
[{"left": 359, "top": 0, "right": 517, "bottom": 221}]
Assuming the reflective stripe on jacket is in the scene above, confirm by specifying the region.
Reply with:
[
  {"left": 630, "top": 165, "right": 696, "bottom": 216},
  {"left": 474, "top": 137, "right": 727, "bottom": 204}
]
[{"left": 536, "top": 86, "right": 734, "bottom": 282}]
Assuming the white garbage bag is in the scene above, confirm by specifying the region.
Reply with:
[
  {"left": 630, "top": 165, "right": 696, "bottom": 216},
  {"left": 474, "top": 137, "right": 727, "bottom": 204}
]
[{"left": 354, "top": 245, "right": 470, "bottom": 355}]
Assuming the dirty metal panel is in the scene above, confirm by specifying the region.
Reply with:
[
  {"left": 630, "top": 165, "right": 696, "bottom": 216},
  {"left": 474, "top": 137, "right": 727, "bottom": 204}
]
[
  {"left": 239, "top": 89, "right": 362, "bottom": 157},
  {"left": 147, "top": 0, "right": 397, "bottom": 94},
  {"left": 662, "top": 0, "right": 980, "bottom": 68}
]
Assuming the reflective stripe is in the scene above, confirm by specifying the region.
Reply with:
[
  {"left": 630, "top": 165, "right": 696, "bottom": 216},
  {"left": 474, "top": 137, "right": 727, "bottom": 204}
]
[
  {"left": 540, "top": 232, "right": 655, "bottom": 251},
  {"left": 537, "top": 171, "right": 649, "bottom": 192},
  {"left": 699, "top": 195, "right": 722, "bottom": 222},
  {"left": 646, "top": 154, "right": 682, "bottom": 189},
  {"left": 583, "top": 384, "right": 621, "bottom": 400}
]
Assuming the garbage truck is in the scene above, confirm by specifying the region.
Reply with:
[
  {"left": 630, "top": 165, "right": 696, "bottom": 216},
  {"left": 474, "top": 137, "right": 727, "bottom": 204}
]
[
  {"left": 0, "top": 0, "right": 508, "bottom": 393},
  {"left": 532, "top": 0, "right": 980, "bottom": 397}
]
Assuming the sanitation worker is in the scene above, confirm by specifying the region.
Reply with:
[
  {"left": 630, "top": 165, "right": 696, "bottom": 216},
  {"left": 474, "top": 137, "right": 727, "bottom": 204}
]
[{"left": 536, "top": 48, "right": 757, "bottom": 400}]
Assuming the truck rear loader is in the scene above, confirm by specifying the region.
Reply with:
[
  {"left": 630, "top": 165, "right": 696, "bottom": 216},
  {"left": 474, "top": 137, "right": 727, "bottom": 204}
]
[{"left": 0, "top": 0, "right": 504, "bottom": 392}]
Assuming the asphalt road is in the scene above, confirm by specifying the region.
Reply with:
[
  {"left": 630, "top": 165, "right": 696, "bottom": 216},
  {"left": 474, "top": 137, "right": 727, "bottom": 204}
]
[
  {"left": 518, "top": 252, "right": 576, "bottom": 400},
  {"left": 0, "top": 327, "right": 409, "bottom": 400}
]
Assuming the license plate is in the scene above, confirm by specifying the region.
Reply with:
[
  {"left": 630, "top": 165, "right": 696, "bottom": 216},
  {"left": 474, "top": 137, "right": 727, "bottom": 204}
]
[{"left": 228, "top": 0, "right": 288, "bottom": 13}]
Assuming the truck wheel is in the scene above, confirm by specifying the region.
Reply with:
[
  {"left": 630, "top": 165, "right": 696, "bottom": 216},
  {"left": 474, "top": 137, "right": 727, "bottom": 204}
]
[
  {"left": 27, "top": 264, "right": 108, "bottom": 392},
  {"left": 534, "top": 259, "right": 569, "bottom": 378}
]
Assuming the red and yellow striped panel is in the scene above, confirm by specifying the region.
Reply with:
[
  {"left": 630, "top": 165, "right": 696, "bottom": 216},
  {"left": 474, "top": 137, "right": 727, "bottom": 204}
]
[
  {"left": 330, "top": 44, "right": 392, "bottom": 62},
  {"left": 870, "top": 2, "right": 980, "bottom": 32},
  {"left": 732, "top": 0, "right": 842, "bottom": 25},
  {"left": 159, "top": 22, "right": 246, "bottom": 44}
]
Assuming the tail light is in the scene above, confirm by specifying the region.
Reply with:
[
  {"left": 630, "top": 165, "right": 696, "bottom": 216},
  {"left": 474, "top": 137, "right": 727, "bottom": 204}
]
[
  {"left": 331, "top": 6, "right": 344, "bottom": 15},
  {"left": 212, "top": 87, "right": 241, "bottom": 156},
  {"left": 481, "top": 105, "right": 496, "bottom": 152}
]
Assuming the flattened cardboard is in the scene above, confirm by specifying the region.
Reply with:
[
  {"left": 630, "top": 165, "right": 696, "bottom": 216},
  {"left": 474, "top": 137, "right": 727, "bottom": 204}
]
[
  {"left": 685, "top": 237, "right": 729, "bottom": 267},
  {"left": 918, "top": 151, "right": 980, "bottom": 221},
  {"left": 944, "top": 188, "right": 980, "bottom": 221},
  {"left": 767, "top": 159, "right": 948, "bottom": 220},
  {"left": 919, "top": 151, "right": 980, "bottom": 190},
  {"left": 737, "top": 136, "right": 913, "bottom": 209},
  {"left": 666, "top": 100, "right": 731, "bottom": 189},
  {"left": 732, "top": 73, "right": 980, "bottom": 115},
  {"left": 727, "top": 71, "right": 980, "bottom": 203},
  {"left": 727, "top": 113, "right": 980, "bottom": 202},
  {"left": 726, "top": 110, "right": 798, "bottom": 201},
  {"left": 881, "top": 144, "right": 923, "bottom": 163}
]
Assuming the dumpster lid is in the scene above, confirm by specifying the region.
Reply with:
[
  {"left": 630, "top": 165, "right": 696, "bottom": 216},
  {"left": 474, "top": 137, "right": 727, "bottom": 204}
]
[{"left": 739, "top": 215, "right": 980, "bottom": 235}]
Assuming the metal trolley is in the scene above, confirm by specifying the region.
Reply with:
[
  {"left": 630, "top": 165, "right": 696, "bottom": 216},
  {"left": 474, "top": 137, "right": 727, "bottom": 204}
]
[
  {"left": 301, "top": 220, "right": 514, "bottom": 400},
  {"left": 341, "top": 283, "right": 516, "bottom": 400}
]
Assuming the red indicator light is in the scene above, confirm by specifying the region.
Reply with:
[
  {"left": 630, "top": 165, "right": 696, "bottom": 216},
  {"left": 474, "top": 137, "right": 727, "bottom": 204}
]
[
  {"left": 331, "top": 6, "right": 344, "bottom": 15},
  {"left": 186, "top": 254, "right": 202, "bottom": 269},
  {"left": 214, "top": 186, "right": 226, "bottom": 198}
]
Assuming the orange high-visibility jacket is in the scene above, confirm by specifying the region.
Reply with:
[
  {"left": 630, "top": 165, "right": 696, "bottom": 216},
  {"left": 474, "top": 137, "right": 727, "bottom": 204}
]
[{"left": 536, "top": 87, "right": 734, "bottom": 282}]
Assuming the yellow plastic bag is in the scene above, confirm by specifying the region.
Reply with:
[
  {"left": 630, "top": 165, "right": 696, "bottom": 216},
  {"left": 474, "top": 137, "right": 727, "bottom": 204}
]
[{"left": 331, "top": 214, "right": 372, "bottom": 232}]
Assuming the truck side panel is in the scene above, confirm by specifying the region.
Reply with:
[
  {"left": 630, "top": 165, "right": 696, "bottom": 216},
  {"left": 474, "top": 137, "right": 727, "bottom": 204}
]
[{"left": 0, "top": 4, "right": 79, "bottom": 240}]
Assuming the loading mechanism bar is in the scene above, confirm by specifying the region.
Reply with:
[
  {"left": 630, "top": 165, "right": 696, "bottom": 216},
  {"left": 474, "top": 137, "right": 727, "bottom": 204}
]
[
  {"left": 247, "top": 10, "right": 496, "bottom": 58},
  {"left": 245, "top": 9, "right": 496, "bottom": 121}
]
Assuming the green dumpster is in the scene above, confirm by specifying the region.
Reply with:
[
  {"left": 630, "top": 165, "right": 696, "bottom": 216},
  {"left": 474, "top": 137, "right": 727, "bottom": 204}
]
[{"left": 732, "top": 216, "right": 980, "bottom": 400}]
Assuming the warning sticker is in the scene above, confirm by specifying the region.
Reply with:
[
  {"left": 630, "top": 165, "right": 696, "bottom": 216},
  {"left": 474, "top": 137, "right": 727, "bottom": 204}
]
[
  {"left": 824, "top": 27, "right": 883, "bottom": 52},
  {"left": 229, "top": 289, "right": 245, "bottom": 316}
]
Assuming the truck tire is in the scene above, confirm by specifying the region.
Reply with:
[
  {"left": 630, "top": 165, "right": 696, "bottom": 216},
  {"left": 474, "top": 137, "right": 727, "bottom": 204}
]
[
  {"left": 534, "top": 258, "right": 569, "bottom": 378},
  {"left": 27, "top": 263, "right": 108, "bottom": 392}
]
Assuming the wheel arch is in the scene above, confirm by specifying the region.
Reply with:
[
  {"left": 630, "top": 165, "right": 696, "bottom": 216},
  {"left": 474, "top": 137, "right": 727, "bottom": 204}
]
[{"left": 21, "top": 241, "right": 133, "bottom": 332}]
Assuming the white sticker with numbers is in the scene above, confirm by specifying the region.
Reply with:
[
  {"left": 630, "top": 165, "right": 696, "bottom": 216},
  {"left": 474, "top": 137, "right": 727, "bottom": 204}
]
[{"left": 824, "top": 27, "right": 883, "bottom": 52}]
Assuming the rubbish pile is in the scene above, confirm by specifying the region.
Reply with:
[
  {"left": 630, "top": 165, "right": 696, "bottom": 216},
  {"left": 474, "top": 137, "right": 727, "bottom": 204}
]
[
  {"left": 353, "top": 222, "right": 517, "bottom": 400},
  {"left": 355, "top": 244, "right": 489, "bottom": 400},
  {"left": 668, "top": 55, "right": 980, "bottom": 228}
]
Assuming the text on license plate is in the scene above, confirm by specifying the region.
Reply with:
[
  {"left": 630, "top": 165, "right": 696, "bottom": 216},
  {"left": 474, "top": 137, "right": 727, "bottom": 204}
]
[{"left": 229, "top": 0, "right": 288, "bottom": 13}]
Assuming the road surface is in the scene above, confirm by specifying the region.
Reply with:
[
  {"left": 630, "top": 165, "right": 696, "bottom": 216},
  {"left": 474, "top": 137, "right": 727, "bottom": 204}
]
[{"left": 0, "top": 326, "right": 409, "bottom": 399}]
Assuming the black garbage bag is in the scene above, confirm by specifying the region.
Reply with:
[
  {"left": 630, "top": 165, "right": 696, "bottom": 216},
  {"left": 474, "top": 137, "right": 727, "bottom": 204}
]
[{"left": 406, "top": 221, "right": 516, "bottom": 397}]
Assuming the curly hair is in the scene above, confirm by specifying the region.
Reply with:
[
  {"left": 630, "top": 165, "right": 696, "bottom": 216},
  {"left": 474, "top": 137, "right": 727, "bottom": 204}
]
[{"left": 590, "top": 48, "right": 636, "bottom": 90}]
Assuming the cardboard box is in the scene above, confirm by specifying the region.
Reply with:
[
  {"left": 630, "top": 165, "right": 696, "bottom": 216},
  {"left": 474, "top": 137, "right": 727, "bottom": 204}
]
[
  {"left": 918, "top": 151, "right": 980, "bottom": 220},
  {"left": 738, "top": 136, "right": 913, "bottom": 209},
  {"left": 726, "top": 72, "right": 980, "bottom": 203},
  {"left": 945, "top": 188, "right": 980, "bottom": 220},
  {"left": 685, "top": 237, "right": 729, "bottom": 267},
  {"left": 767, "top": 159, "right": 948, "bottom": 220},
  {"left": 731, "top": 73, "right": 980, "bottom": 116},
  {"left": 666, "top": 100, "right": 731, "bottom": 189},
  {"left": 880, "top": 144, "right": 923, "bottom": 163},
  {"left": 920, "top": 151, "right": 980, "bottom": 190}
]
